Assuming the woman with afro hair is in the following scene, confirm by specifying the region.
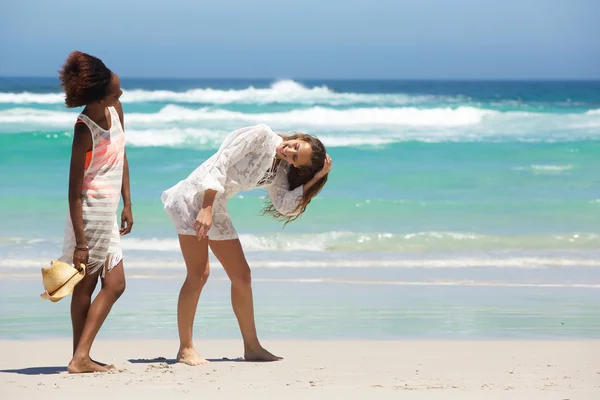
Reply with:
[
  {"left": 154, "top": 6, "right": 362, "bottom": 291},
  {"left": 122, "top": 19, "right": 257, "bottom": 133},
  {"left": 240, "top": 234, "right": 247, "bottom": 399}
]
[{"left": 58, "top": 51, "right": 132, "bottom": 373}]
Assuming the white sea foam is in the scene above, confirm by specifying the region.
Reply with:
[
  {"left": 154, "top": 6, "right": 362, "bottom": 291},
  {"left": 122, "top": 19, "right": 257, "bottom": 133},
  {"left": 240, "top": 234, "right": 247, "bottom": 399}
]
[
  {"left": 513, "top": 164, "right": 575, "bottom": 173},
  {"left": 530, "top": 164, "right": 574, "bottom": 172},
  {"left": 125, "top": 128, "right": 227, "bottom": 148},
  {"left": 2, "top": 269, "right": 599, "bottom": 287},
  {"left": 0, "top": 80, "right": 443, "bottom": 106},
  {"left": 0, "top": 92, "right": 64, "bottom": 104},
  {"left": 4, "top": 232, "right": 600, "bottom": 253},
  {"left": 106, "top": 232, "right": 600, "bottom": 253},
  {"left": 1, "top": 105, "right": 599, "bottom": 145},
  {"left": 0, "top": 105, "right": 506, "bottom": 128},
  {"left": 2, "top": 255, "right": 600, "bottom": 270}
]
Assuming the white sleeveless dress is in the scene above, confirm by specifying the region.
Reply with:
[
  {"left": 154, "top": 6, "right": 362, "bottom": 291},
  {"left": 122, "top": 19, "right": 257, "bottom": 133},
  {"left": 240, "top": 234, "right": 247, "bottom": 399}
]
[{"left": 60, "top": 107, "right": 125, "bottom": 277}]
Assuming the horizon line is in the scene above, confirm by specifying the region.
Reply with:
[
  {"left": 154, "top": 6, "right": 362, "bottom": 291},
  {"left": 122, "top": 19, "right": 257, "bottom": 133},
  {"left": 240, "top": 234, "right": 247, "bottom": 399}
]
[{"left": 1, "top": 75, "right": 599, "bottom": 82}]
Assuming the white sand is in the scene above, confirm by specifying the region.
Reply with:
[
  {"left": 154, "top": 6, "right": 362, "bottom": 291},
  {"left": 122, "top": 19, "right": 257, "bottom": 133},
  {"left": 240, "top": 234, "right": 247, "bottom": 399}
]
[{"left": 1, "top": 340, "right": 599, "bottom": 399}]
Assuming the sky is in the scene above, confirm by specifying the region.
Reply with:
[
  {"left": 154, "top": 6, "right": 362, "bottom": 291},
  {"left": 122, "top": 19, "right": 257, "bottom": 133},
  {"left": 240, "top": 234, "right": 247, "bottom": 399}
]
[{"left": 0, "top": 0, "right": 598, "bottom": 79}]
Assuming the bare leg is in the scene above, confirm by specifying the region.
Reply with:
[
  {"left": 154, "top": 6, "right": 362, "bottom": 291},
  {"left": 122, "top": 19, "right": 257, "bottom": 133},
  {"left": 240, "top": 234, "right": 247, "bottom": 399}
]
[
  {"left": 176, "top": 235, "right": 210, "bottom": 366},
  {"left": 71, "top": 269, "right": 99, "bottom": 353},
  {"left": 71, "top": 269, "right": 112, "bottom": 369},
  {"left": 209, "top": 239, "right": 282, "bottom": 361},
  {"left": 67, "top": 260, "right": 126, "bottom": 373},
  {"left": 71, "top": 267, "right": 106, "bottom": 370}
]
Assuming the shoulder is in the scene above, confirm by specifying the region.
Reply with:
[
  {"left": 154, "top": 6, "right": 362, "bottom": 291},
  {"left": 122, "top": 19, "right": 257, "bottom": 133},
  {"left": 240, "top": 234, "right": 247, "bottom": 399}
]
[
  {"left": 73, "top": 119, "right": 92, "bottom": 149},
  {"left": 74, "top": 118, "right": 91, "bottom": 136}
]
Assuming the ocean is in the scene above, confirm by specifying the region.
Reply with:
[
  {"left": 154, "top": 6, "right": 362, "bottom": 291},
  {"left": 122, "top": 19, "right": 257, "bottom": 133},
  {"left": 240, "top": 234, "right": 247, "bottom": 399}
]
[{"left": 1, "top": 78, "right": 599, "bottom": 340}]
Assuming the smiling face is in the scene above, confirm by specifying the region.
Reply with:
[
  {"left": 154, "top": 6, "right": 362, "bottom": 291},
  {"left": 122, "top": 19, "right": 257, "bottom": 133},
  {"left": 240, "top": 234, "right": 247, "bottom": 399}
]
[
  {"left": 276, "top": 139, "right": 313, "bottom": 167},
  {"left": 264, "top": 132, "right": 329, "bottom": 225}
]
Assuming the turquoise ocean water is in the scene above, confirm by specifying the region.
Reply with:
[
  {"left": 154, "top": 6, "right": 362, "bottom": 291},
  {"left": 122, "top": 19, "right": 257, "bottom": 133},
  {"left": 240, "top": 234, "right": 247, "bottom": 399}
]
[{"left": 1, "top": 78, "right": 599, "bottom": 340}]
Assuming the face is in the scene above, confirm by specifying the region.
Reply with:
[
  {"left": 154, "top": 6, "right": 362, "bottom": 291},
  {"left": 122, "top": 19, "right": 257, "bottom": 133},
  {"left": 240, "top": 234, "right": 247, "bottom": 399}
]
[
  {"left": 102, "top": 73, "right": 123, "bottom": 106},
  {"left": 276, "top": 139, "right": 312, "bottom": 167}
]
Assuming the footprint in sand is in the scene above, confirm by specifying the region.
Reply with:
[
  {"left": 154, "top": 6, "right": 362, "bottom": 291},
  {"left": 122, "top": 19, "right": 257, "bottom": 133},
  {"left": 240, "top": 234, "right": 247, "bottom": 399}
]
[{"left": 145, "top": 363, "right": 172, "bottom": 373}]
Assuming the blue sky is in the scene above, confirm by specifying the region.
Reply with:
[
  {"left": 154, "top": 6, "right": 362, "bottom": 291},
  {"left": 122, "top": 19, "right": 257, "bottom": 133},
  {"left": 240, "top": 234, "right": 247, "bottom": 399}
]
[{"left": 1, "top": 0, "right": 598, "bottom": 79}]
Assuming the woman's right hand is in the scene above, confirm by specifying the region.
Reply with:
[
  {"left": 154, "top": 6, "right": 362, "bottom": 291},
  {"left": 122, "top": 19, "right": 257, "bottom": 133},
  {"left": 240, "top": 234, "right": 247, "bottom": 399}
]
[
  {"left": 72, "top": 246, "right": 88, "bottom": 271},
  {"left": 318, "top": 154, "right": 332, "bottom": 177},
  {"left": 194, "top": 207, "right": 212, "bottom": 241}
]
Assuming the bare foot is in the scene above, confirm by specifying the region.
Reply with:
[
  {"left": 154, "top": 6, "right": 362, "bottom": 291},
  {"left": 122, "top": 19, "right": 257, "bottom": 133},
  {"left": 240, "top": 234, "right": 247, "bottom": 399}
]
[
  {"left": 177, "top": 347, "right": 210, "bottom": 366},
  {"left": 67, "top": 357, "right": 109, "bottom": 373},
  {"left": 103, "top": 363, "right": 117, "bottom": 371},
  {"left": 244, "top": 346, "right": 283, "bottom": 362},
  {"left": 91, "top": 359, "right": 116, "bottom": 370}
]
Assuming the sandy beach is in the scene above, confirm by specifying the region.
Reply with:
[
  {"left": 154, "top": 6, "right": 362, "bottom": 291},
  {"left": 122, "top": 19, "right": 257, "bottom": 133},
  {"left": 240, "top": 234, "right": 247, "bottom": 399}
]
[{"left": 1, "top": 339, "right": 598, "bottom": 399}]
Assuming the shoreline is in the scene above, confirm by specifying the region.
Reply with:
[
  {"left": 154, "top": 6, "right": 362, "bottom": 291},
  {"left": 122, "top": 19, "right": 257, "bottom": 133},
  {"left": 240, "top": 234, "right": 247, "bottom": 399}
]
[
  {"left": 4, "top": 272, "right": 600, "bottom": 289},
  {"left": 2, "top": 273, "right": 600, "bottom": 341},
  {"left": 1, "top": 339, "right": 598, "bottom": 399}
]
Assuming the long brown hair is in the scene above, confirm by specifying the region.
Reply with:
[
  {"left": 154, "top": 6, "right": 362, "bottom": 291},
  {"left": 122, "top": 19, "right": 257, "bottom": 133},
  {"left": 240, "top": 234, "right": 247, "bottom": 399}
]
[{"left": 263, "top": 133, "right": 328, "bottom": 225}]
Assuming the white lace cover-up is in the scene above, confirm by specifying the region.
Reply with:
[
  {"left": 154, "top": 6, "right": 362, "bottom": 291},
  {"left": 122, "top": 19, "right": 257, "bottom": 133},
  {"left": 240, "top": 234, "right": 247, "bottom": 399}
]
[{"left": 161, "top": 124, "right": 304, "bottom": 240}]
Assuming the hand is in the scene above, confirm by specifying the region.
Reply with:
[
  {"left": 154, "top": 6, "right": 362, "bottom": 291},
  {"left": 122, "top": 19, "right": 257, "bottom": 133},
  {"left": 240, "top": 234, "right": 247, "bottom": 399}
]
[
  {"left": 120, "top": 206, "right": 133, "bottom": 235},
  {"left": 73, "top": 247, "right": 88, "bottom": 271},
  {"left": 194, "top": 207, "right": 212, "bottom": 241},
  {"left": 318, "top": 154, "right": 332, "bottom": 177}
]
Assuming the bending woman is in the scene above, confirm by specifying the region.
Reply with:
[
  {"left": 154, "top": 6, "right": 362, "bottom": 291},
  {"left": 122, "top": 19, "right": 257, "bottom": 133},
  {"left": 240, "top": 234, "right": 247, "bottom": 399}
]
[{"left": 161, "top": 124, "right": 332, "bottom": 364}]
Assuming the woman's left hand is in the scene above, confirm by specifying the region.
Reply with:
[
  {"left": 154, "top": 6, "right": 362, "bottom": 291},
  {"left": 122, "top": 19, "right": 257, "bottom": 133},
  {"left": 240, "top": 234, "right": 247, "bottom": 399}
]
[
  {"left": 120, "top": 206, "right": 134, "bottom": 235},
  {"left": 194, "top": 207, "right": 212, "bottom": 241}
]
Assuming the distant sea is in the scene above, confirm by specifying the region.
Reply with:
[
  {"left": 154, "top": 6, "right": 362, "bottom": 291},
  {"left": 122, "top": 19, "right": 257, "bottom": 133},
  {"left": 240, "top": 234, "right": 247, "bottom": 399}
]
[{"left": 1, "top": 78, "right": 599, "bottom": 340}]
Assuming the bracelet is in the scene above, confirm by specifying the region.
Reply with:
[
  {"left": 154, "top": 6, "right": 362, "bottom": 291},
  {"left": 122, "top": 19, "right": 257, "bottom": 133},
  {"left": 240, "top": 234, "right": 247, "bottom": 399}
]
[{"left": 75, "top": 245, "right": 89, "bottom": 251}]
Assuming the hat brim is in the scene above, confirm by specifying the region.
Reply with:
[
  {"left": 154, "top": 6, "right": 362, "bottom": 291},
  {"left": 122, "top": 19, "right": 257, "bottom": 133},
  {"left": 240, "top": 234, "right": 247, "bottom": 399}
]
[{"left": 40, "top": 265, "right": 86, "bottom": 302}]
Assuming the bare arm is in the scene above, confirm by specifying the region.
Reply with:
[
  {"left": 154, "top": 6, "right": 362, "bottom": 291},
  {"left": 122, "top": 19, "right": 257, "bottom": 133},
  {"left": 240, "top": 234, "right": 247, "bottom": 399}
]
[
  {"left": 121, "top": 152, "right": 131, "bottom": 207},
  {"left": 266, "top": 155, "right": 332, "bottom": 216},
  {"left": 119, "top": 152, "right": 133, "bottom": 235},
  {"left": 115, "top": 101, "right": 133, "bottom": 235},
  {"left": 302, "top": 154, "right": 332, "bottom": 196},
  {"left": 194, "top": 189, "right": 217, "bottom": 241},
  {"left": 201, "top": 189, "right": 217, "bottom": 210},
  {"left": 69, "top": 122, "right": 93, "bottom": 267}
]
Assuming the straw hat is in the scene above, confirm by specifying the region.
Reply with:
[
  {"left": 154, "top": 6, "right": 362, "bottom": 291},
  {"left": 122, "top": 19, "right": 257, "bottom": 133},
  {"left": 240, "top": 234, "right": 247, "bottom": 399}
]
[{"left": 40, "top": 260, "right": 86, "bottom": 302}]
